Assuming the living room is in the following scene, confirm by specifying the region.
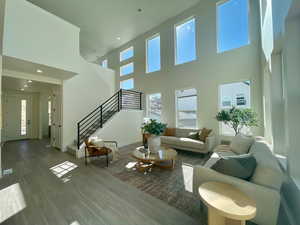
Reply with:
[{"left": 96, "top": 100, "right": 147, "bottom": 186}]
[{"left": 0, "top": 0, "right": 299, "bottom": 225}]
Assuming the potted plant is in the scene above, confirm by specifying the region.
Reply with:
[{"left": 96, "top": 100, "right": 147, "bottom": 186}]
[
  {"left": 141, "top": 119, "right": 167, "bottom": 153},
  {"left": 216, "top": 107, "right": 259, "bottom": 136}
]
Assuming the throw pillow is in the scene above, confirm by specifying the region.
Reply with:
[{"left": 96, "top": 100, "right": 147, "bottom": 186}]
[
  {"left": 187, "top": 132, "right": 199, "bottom": 140},
  {"left": 164, "top": 128, "right": 176, "bottom": 137},
  {"left": 230, "top": 134, "right": 254, "bottom": 155},
  {"left": 211, "top": 153, "right": 257, "bottom": 180},
  {"left": 198, "top": 128, "right": 212, "bottom": 142}
]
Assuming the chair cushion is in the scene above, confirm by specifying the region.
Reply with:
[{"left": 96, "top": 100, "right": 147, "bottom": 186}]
[
  {"left": 161, "top": 136, "right": 205, "bottom": 149},
  {"left": 230, "top": 134, "right": 254, "bottom": 155},
  {"left": 211, "top": 153, "right": 257, "bottom": 180},
  {"left": 164, "top": 128, "right": 176, "bottom": 137},
  {"left": 187, "top": 131, "right": 199, "bottom": 140},
  {"left": 198, "top": 128, "right": 212, "bottom": 142}
]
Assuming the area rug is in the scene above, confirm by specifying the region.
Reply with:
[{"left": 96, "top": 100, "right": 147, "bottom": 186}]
[{"left": 105, "top": 143, "right": 211, "bottom": 221}]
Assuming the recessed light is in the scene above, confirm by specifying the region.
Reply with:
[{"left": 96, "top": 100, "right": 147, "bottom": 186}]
[
  {"left": 37, "top": 69, "right": 43, "bottom": 73},
  {"left": 28, "top": 80, "right": 33, "bottom": 83},
  {"left": 138, "top": 8, "right": 142, "bottom": 12},
  {"left": 116, "top": 37, "right": 121, "bottom": 40},
  {"left": 21, "top": 88, "right": 24, "bottom": 91}
]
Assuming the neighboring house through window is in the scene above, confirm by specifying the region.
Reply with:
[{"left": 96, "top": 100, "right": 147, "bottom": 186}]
[{"left": 147, "top": 93, "right": 162, "bottom": 120}]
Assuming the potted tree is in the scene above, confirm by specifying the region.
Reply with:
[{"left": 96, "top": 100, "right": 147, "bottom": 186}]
[
  {"left": 141, "top": 119, "right": 167, "bottom": 153},
  {"left": 216, "top": 107, "right": 259, "bottom": 136}
]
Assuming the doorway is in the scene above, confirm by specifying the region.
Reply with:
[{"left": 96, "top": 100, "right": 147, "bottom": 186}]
[{"left": 3, "top": 93, "right": 33, "bottom": 141}]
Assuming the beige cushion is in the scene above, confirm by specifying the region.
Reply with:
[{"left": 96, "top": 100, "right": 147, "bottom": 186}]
[
  {"left": 198, "top": 128, "right": 212, "bottom": 142},
  {"left": 230, "top": 134, "right": 254, "bottom": 155},
  {"left": 161, "top": 136, "right": 205, "bottom": 149},
  {"left": 250, "top": 166, "right": 283, "bottom": 191}
]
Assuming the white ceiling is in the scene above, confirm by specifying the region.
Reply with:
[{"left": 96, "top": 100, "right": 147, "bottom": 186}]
[
  {"left": 2, "top": 76, "right": 58, "bottom": 93},
  {"left": 27, "top": 0, "right": 200, "bottom": 61}
]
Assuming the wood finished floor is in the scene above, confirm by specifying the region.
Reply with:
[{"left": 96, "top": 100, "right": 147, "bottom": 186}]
[{"left": 0, "top": 139, "right": 198, "bottom": 225}]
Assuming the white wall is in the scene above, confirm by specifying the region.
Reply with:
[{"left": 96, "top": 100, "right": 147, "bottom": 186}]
[
  {"left": 62, "top": 58, "right": 115, "bottom": 150},
  {"left": 94, "top": 110, "right": 143, "bottom": 147},
  {"left": 0, "top": 55, "right": 2, "bottom": 177},
  {"left": 3, "top": 0, "right": 80, "bottom": 73},
  {"left": 102, "top": 0, "right": 263, "bottom": 138}
]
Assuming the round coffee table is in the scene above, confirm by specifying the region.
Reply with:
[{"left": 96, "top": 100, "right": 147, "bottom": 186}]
[
  {"left": 198, "top": 182, "right": 256, "bottom": 225},
  {"left": 132, "top": 146, "right": 177, "bottom": 173}
]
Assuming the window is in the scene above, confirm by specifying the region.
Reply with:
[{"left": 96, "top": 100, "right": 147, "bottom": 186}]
[
  {"left": 217, "top": 0, "right": 249, "bottom": 53},
  {"left": 219, "top": 81, "right": 251, "bottom": 135},
  {"left": 147, "top": 93, "right": 162, "bottom": 120},
  {"left": 21, "top": 99, "right": 27, "bottom": 136},
  {"left": 176, "top": 88, "right": 197, "bottom": 128},
  {"left": 120, "top": 47, "right": 134, "bottom": 62},
  {"left": 101, "top": 59, "right": 108, "bottom": 68},
  {"left": 48, "top": 100, "right": 52, "bottom": 126},
  {"left": 146, "top": 34, "right": 161, "bottom": 73},
  {"left": 175, "top": 18, "right": 196, "bottom": 65},
  {"left": 120, "top": 78, "right": 134, "bottom": 90},
  {"left": 120, "top": 62, "right": 134, "bottom": 76}
]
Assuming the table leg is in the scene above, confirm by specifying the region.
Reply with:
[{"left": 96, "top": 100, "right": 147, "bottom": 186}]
[{"left": 208, "top": 207, "right": 226, "bottom": 225}]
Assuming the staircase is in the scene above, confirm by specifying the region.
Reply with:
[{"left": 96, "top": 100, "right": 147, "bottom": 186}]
[{"left": 77, "top": 89, "right": 143, "bottom": 149}]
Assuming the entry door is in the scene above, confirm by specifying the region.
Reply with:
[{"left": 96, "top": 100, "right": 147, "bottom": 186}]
[
  {"left": 51, "top": 91, "right": 62, "bottom": 149},
  {"left": 4, "top": 95, "right": 32, "bottom": 141}
]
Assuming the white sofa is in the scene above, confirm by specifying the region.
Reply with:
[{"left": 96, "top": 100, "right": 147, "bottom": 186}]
[
  {"left": 161, "top": 128, "right": 216, "bottom": 154},
  {"left": 193, "top": 138, "right": 284, "bottom": 225}
]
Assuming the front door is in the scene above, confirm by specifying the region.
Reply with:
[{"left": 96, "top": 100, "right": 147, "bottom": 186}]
[{"left": 3, "top": 94, "right": 32, "bottom": 141}]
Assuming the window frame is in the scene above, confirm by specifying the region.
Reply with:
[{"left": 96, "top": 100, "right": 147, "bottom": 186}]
[
  {"left": 174, "top": 16, "right": 197, "bottom": 66},
  {"left": 175, "top": 88, "right": 198, "bottom": 129},
  {"left": 120, "top": 62, "right": 134, "bottom": 76},
  {"left": 120, "top": 78, "right": 134, "bottom": 90},
  {"left": 146, "top": 33, "right": 161, "bottom": 74},
  {"left": 218, "top": 80, "right": 252, "bottom": 136},
  {"left": 216, "top": 0, "right": 250, "bottom": 54},
  {"left": 147, "top": 93, "right": 162, "bottom": 120},
  {"left": 120, "top": 46, "right": 134, "bottom": 62},
  {"left": 101, "top": 59, "right": 108, "bottom": 68}
]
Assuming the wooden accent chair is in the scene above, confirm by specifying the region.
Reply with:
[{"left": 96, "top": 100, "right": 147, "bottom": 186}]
[{"left": 84, "top": 139, "right": 116, "bottom": 167}]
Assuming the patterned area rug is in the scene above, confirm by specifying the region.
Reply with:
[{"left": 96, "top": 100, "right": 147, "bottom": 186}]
[{"left": 105, "top": 143, "right": 211, "bottom": 221}]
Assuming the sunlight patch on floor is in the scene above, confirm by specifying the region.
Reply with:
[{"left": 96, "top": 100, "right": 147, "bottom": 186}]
[
  {"left": 182, "top": 163, "right": 193, "bottom": 193},
  {"left": 70, "top": 221, "right": 81, "bottom": 225},
  {"left": 50, "top": 161, "right": 78, "bottom": 178}
]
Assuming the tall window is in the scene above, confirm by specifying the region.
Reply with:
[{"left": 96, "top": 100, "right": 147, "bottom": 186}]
[
  {"left": 217, "top": 0, "right": 249, "bottom": 53},
  {"left": 48, "top": 100, "right": 52, "bottom": 126},
  {"left": 147, "top": 93, "right": 162, "bottom": 120},
  {"left": 175, "top": 17, "right": 196, "bottom": 65},
  {"left": 176, "top": 88, "right": 197, "bottom": 128},
  {"left": 102, "top": 59, "right": 108, "bottom": 68},
  {"left": 120, "top": 47, "right": 134, "bottom": 62},
  {"left": 146, "top": 34, "right": 161, "bottom": 73},
  {"left": 120, "top": 78, "right": 134, "bottom": 90},
  {"left": 219, "top": 81, "right": 251, "bottom": 135},
  {"left": 21, "top": 99, "right": 27, "bottom": 136},
  {"left": 120, "top": 62, "right": 134, "bottom": 76}
]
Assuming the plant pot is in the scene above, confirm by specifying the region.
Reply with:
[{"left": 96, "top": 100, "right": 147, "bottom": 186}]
[{"left": 147, "top": 135, "right": 161, "bottom": 153}]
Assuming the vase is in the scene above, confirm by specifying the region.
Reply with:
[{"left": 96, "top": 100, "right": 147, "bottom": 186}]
[{"left": 147, "top": 135, "right": 161, "bottom": 153}]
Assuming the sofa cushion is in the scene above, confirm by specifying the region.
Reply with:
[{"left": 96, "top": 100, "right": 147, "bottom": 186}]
[
  {"left": 249, "top": 139, "right": 284, "bottom": 190},
  {"left": 230, "top": 134, "right": 254, "bottom": 155},
  {"left": 211, "top": 153, "right": 257, "bottom": 180},
  {"left": 187, "top": 132, "right": 199, "bottom": 140},
  {"left": 175, "top": 128, "right": 199, "bottom": 138},
  {"left": 198, "top": 128, "right": 212, "bottom": 142},
  {"left": 161, "top": 136, "right": 205, "bottom": 149},
  {"left": 164, "top": 128, "right": 176, "bottom": 137},
  {"left": 204, "top": 150, "right": 237, "bottom": 168}
]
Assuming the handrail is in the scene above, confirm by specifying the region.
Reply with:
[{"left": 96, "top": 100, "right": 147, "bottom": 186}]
[{"left": 77, "top": 89, "right": 143, "bottom": 149}]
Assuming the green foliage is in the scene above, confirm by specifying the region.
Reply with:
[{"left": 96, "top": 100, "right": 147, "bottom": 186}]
[
  {"left": 141, "top": 119, "right": 167, "bottom": 136},
  {"left": 216, "top": 107, "right": 259, "bottom": 135}
]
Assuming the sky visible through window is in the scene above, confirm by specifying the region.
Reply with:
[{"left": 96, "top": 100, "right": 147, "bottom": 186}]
[
  {"left": 120, "top": 78, "right": 134, "bottom": 90},
  {"left": 102, "top": 59, "right": 108, "bottom": 68},
  {"left": 147, "top": 35, "right": 161, "bottom": 73},
  {"left": 120, "top": 47, "right": 134, "bottom": 61},
  {"left": 175, "top": 18, "right": 196, "bottom": 65},
  {"left": 148, "top": 93, "right": 162, "bottom": 120},
  {"left": 120, "top": 63, "right": 134, "bottom": 76},
  {"left": 218, "top": 0, "right": 249, "bottom": 53}
]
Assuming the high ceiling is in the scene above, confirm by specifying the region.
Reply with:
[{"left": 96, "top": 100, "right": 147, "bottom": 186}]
[{"left": 27, "top": 0, "right": 200, "bottom": 61}]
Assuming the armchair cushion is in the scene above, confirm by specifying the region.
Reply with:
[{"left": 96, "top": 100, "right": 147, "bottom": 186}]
[
  {"left": 198, "top": 128, "right": 212, "bottom": 142},
  {"left": 230, "top": 134, "right": 254, "bottom": 155}
]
